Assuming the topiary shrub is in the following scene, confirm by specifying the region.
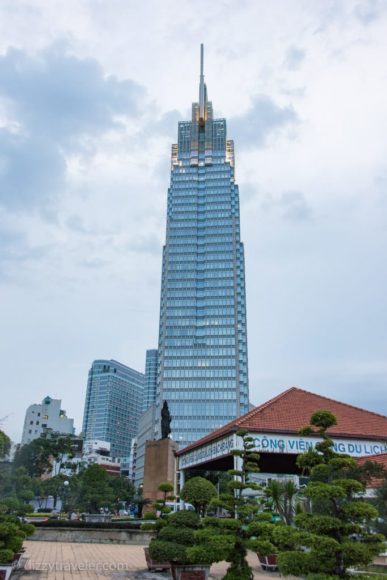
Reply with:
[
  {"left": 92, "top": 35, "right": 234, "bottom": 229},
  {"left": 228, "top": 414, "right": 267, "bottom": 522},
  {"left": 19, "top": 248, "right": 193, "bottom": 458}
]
[
  {"left": 148, "top": 508, "right": 228, "bottom": 567},
  {"left": 277, "top": 551, "right": 312, "bottom": 577},
  {"left": 168, "top": 510, "right": 200, "bottom": 527},
  {"left": 181, "top": 477, "right": 217, "bottom": 515},
  {"left": 0, "top": 515, "right": 34, "bottom": 563},
  {"left": 149, "top": 510, "right": 200, "bottom": 565}
]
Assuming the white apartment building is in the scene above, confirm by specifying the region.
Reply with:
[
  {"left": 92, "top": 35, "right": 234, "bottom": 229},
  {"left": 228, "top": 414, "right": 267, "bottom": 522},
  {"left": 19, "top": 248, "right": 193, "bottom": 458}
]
[{"left": 21, "top": 396, "right": 75, "bottom": 445}]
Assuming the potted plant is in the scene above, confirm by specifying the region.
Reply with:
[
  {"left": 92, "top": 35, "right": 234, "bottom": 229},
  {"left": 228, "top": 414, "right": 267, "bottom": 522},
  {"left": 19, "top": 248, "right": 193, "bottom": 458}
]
[
  {"left": 252, "top": 538, "right": 278, "bottom": 571},
  {"left": 142, "top": 482, "right": 174, "bottom": 572},
  {"left": 149, "top": 510, "right": 229, "bottom": 580}
]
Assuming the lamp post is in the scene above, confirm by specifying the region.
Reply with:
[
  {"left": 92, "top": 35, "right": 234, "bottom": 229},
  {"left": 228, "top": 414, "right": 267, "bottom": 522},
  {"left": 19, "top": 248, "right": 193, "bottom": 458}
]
[{"left": 62, "top": 480, "right": 70, "bottom": 519}]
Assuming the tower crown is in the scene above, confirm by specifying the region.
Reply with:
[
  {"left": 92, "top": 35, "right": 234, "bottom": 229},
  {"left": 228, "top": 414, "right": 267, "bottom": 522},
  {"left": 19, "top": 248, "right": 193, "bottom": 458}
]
[{"left": 199, "top": 43, "right": 207, "bottom": 124}]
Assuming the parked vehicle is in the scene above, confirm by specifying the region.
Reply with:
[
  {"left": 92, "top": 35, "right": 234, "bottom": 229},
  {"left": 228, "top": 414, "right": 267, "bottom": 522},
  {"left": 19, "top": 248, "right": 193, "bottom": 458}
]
[{"left": 165, "top": 501, "right": 195, "bottom": 513}]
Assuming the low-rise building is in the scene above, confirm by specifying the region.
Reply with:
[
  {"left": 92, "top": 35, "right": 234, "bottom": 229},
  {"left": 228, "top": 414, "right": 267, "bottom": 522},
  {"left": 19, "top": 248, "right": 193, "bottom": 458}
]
[{"left": 176, "top": 387, "right": 387, "bottom": 493}]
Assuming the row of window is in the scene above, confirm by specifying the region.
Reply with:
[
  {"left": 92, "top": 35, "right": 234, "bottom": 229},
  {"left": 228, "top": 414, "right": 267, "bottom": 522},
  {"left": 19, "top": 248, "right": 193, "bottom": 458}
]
[
  {"left": 164, "top": 327, "right": 237, "bottom": 336},
  {"left": 162, "top": 390, "right": 237, "bottom": 401},
  {"left": 164, "top": 347, "right": 236, "bottom": 357},
  {"left": 168, "top": 236, "right": 235, "bottom": 246},
  {"left": 169, "top": 220, "right": 234, "bottom": 230},
  {"left": 167, "top": 288, "right": 235, "bottom": 298},
  {"left": 166, "top": 308, "right": 235, "bottom": 317},
  {"left": 162, "top": 379, "right": 237, "bottom": 388},
  {"left": 167, "top": 298, "right": 235, "bottom": 307},
  {"left": 164, "top": 338, "right": 236, "bottom": 346},
  {"left": 165, "top": 402, "right": 237, "bottom": 416},
  {"left": 165, "top": 318, "right": 235, "bottom": 327},
  {"left": 163, "top": 369, "right": 237, "bottom": 378},
  {"left": 171, "top": 211, "right": 236, "bottom": 220},
  {"left": 167, "top": 243, "right": 234, "bottom": 254},
  {"left": 163, "top": 358, "right": 236, "bottom": 368},
  {"left": 168, "top": 228, "right": 235, "bottom": 239}
]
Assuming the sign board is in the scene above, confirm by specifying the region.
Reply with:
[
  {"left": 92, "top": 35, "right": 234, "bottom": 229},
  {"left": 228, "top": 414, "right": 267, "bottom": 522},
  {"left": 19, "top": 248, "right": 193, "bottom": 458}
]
[
  {"left": 179, "top": 434, "right": 236, "bottom": 469},
  {"left": 179, "top": 432, "right": 387, "bottom": 469},
  {"left": 248, "top": 433, "right": 387, "bottom": 458}
]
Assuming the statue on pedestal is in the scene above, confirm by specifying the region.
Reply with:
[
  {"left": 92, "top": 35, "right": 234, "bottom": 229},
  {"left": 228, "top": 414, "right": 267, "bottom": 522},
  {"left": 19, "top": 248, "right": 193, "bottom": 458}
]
[{"left": 161, "top": 401, "right": 172, "bottom": 439}]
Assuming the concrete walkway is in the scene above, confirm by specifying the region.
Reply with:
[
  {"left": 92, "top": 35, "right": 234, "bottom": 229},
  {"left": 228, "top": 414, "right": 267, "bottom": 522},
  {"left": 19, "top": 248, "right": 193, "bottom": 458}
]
[{"left": 15, "top": 541, "right": 279, "bottom": 579}]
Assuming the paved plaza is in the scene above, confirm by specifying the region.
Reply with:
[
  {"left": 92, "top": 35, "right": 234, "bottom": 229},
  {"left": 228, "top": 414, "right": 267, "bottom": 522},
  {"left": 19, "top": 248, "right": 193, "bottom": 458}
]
[{"left": 14, "top": 541, "right": 278, "bottom": 579}]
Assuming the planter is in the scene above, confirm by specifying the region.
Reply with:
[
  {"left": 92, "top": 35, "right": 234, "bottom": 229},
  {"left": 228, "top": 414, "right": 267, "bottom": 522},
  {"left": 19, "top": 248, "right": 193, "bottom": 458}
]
[
  {"left": 171, "top": 563, "right": 210, "bottom": 580},
  {"left": 0, "top": 565, "right": 13, "bottom": 580},
  {"left": 144, "top": 547, "right": 170, "bottom": 572},
  {"left": 257, "top": 553, "right": 278, "bottom": 571}
]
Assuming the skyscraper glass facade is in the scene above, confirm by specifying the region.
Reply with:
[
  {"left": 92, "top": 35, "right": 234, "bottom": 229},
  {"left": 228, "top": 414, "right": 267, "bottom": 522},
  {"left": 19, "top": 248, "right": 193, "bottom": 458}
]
[
  {"left": 82, "top": 359, "right": 144, "bottom": 458},
  {"left": 143, "top": 349, "right": 158, "bottom": 413},
  {"left": 156, "top": 46, "right": 249, "bottom": 448}
]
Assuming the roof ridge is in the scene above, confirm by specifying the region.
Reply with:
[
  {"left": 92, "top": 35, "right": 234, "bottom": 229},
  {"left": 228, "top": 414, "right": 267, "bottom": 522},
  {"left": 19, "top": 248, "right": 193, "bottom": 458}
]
[{"left": 294, "top": 386, "right": 387, "bottom": 421}]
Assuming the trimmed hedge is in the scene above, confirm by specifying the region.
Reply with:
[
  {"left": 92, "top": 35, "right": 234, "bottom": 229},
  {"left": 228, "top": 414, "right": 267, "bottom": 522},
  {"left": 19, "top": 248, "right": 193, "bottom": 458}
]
[{"left": 33, "top": 520, "right": 142, "bottom": 530}]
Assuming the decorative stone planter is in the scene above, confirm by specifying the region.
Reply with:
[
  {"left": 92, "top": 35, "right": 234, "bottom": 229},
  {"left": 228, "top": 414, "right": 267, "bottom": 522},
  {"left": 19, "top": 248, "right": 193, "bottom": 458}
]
[
  {"left": 144, "top": 547, "right": 170, "bottom": 572},
  {"left": 257, "top": 553, "right": 278, "bottom": 571},
  {"left": 0, "top": 564, "right": 13, "bottom": 580},
  {"left": 170, "top": 563, "right": 210, "bottom": 580}
]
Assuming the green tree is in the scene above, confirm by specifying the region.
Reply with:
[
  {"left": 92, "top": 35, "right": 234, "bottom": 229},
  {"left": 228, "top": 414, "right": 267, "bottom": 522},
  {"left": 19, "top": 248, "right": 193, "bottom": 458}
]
[
  {"left": 181, "top": 476, "right": 217, "bottom": 515},
  {"left": 109, "top": 475, "right": 136, "bottom": 512},
  {"left": 273, "top": 411, "right": 384, "bottom": 578},
  {"left": 0, "top": 466, "right": 36, "bottom": 515},
  {"left": 204, "top": 429, "right": 261, "bottom": 580},
  {"left": 263, "top": 479, "right": 301, "bottom": 525},
  {"left": 39, "top": 474, "right": 69, "bottom": 510},
  {"left": 74, "top": 465, "right": 115, "bottom": 513},
  {"left": 374, "top": 477, "right": 387, "bottom": 536},
  {"left": 0, "top": 430, "right": 11, "bottom": 459},
  {"left": 13, "top": 438, "right": 53, "bottom": 477}
]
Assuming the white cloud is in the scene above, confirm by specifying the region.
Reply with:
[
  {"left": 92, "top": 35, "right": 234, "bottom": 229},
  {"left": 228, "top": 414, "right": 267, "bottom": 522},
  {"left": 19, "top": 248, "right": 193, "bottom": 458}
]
[{"left": 1, "top": 0, "right": 387, "bottom": 441}]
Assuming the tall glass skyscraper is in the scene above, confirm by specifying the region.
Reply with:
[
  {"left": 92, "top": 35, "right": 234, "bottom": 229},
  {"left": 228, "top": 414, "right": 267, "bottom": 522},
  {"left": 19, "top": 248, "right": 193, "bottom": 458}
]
[
  {"left": 155, "top": 46, "right": 249, "bottom": 448},
  {"left": 82, "top": 359, "right": 144, "bottom": 458},
  {"left": 143, "top": 349, "right": 158, "bottom": 413}
]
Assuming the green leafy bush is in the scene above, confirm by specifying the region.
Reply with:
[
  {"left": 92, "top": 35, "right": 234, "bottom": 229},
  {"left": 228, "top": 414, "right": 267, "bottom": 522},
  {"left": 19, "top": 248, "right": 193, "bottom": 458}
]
[
  {"left": 0, "top": 549, "right": 14, "bottom": 564},
  {"left": 0, "top": 515, "right": 34, "bottom": 563},
  {"left": 277, "top": 551, "right": 311, "bottom": 576}
]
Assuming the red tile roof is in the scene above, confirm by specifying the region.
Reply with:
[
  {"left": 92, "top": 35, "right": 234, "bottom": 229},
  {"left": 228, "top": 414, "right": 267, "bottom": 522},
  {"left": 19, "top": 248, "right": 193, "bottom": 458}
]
[{"left": 177, "top": 387, "right": 387, "bottom": 456}]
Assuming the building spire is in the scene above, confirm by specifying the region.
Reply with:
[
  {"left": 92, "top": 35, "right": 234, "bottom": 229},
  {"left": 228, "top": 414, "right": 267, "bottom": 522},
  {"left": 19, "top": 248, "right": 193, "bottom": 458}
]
[{"left": 199, "top": 43, "right": 207, "bottom": 123}]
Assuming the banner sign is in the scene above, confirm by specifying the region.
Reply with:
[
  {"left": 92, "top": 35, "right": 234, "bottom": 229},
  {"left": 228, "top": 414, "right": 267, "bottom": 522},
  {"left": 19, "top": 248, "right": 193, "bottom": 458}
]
[
  {"left": 179, "top": 434, "right": 236, "bottom": 469},
  {"left": 179, "top": 432, "right": 387, "bottom": 469},
  {"left": 248, "top": 434, "right": 387, "bottom": 458}
]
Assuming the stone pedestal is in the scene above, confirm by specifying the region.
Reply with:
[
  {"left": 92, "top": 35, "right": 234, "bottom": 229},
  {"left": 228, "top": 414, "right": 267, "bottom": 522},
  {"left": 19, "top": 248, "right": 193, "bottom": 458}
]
[{"left": 143, "top": 438, "right": 178, "bottom": 501}]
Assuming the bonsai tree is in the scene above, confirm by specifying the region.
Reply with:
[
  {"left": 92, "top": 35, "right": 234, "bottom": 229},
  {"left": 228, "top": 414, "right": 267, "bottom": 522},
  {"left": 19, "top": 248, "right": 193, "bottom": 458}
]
[
  {"left": 149, "top": 509, "right": 230, "bottom": 574},
  {"left": 154, "top": 481, "right": 175, "bottom": 516},
  {"left": 0, "top": 506, "right": 34, "bottom": 564},
  {"left": 181, "top": 476, "right": 217, "bottom": 515},
  {"left": 273, "top": 410, "right": 385, "bottom": 577},
  {"left": 203, "top": 429, "right": 261, "bottom": 580}
]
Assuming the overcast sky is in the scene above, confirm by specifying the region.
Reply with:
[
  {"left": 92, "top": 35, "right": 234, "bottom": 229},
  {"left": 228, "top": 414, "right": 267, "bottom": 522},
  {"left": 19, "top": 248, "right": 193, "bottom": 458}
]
[{"left": 1, "top": 0, "right": 386, "bottom": 443}]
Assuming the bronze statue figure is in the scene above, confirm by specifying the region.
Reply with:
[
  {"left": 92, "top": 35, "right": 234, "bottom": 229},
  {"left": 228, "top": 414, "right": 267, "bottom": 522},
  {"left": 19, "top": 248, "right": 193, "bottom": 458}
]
[{"left": 161, "top": 400, "right": 172, "bottom": 439}]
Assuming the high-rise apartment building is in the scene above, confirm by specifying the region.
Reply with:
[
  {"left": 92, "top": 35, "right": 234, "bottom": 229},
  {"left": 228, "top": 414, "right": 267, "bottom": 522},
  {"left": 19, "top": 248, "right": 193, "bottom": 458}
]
[
  {"left": 82, "top": 359, "right": 144, "bottom": 458},
  {"left": 155, "top": 46, "right": 249, "bottom": 448},
  {"left": 21, "top": 396, "right": 75, "bottom": 445}
]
